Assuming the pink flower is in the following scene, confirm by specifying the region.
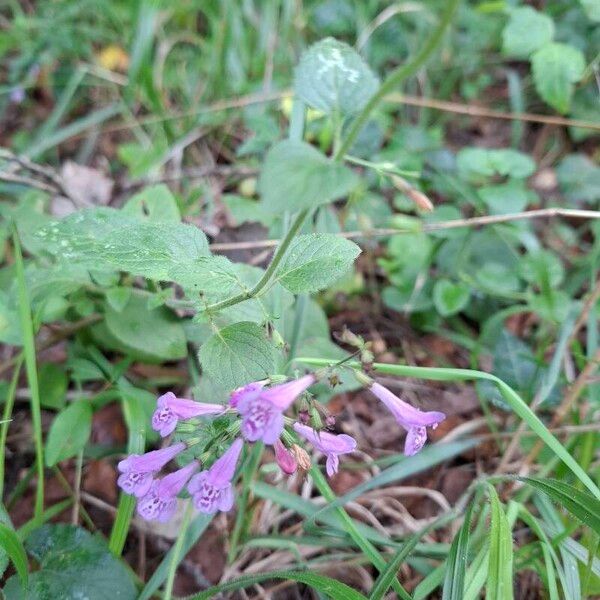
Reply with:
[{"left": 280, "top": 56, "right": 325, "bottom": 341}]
[
  {"left": 369, "top": 382, "right": 446, "bottom": 456},
  {"left": 152, "top": 392, "right": 225, "bottom": 437},
  {"left": 274, "top": 439, "right": 297, "bottom": 475},
  {"left": 117, "top": 442, "right": 186, "bottom": 497},
  {"left": 137, "top": 461, "right": 198, "bottom": 522},
  {"left": 293, "top": 423, "right": 357, "bottom": 477},
  {"left": 236, "top": 375, "right": 316, "bottom": 444},
  {"left": 188, "top": 438, "right": 243, "bottom": 514},
  {"left": 229, "top": 381, "right": 265, "bottom": 408}
]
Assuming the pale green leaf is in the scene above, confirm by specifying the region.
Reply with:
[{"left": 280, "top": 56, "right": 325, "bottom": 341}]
[
  {"left": 199, "top": 322, "right": 276, "bottom": 389},
  {"left": 122, "top": 184, "right": 181, "bottom": 222},
  {"left": 486, "top": 486, "right": 513, "bottom": 600},
  {"left": 275, "top": 234, "right": 360, "bottom": 293},
  {"left": 433, "top": 279, "right": 470, "bottom": 316},
  {"left": 45, "top": 402, "right": 92, "bottom": 466},
  {"left": 532, "top": 43, "right": 585, "bottom": 114},
  {"left": 457, "top": 148, "right": 536, "bottom": 183},
  {"left": 258, "top": 140, "right": 359, "bottom": 213},
  {"left": 294, "top": 37, "right": 379, "bottom": 115},
  {"left": 502, "top": 7, "right": 554, "bottom": 58}
]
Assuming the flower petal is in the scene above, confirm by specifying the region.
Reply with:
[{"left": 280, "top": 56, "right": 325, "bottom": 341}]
[
  {"left": 118, "top": 442, "right": 186, "bottom": 474},
  {"left": 260, "top": 374, "right": 315, "bottom": 410},
  {"left": 230, "top": 381, "right": 265, "bottom": 409},
  {"left": 157, "top": 461, "right": 198, "bottom": 498},
  {"left": 206, "top": 438, "right": 243, "bottom": 488},
  {"left": 404, "top": 426, "right": 427, "bottom": 456}
]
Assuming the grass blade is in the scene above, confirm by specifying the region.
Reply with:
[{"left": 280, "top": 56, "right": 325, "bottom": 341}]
[
  {"left": 12, "top": 228, "right": 44, "bottom": 521},
  {"left": 0, "top": 522, "right": 28, "bottom": 586},
  {"left": 185, "top": 569, "right": 369, "bottom": 600},
  {"left": 0, "top": 355, "right": 23, "bottom": 499},
  {"left": 486, "top": 486, "right": 513, "bottom": 600}
]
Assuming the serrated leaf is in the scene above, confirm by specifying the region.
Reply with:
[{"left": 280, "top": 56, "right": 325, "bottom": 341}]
[
  {"left": 502, "top": 7, "right": 554, "bottom": 58},
  {"left": 169, "top": 255, "right": 242, "bottom": 297},
  {"left": 36, "top": 207, "right": 209, "bottom": 280},
  {"left": 518, "top": 477, "right": 600, "bottom": 535},
  {"left": 532, "top": 43, "right": 585, "bottom": 114},
  {"left": 4, "top": 524, "right": 136, "bottom": 600},
  {"left": 45, "top": 402, "right": 92, "bottom": 466},
  {"left": 487, "top": 486, "right": 514, "bottom": 600},
  {"left": 433, "top": 280, "right": 470, "bottom": 316},
  {"left": 199, "top": 322, "right": 276, "bottom": 389},
  {"left": 105, "top": 292, "right": 187, "bottom": 361},
  {"left": 275, "top": 234, "right": 360, "bottom": 293},
  {"left": 258, "top": 140, "right": 359, "bottom": 213},
  {"left": 294, "top": 37, "right": 379, "bottom": 115}
]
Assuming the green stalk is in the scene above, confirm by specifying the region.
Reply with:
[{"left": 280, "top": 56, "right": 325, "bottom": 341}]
[
  {"left": 0, "top": 355, "right": 23, "bottom": 499},
  {"left": 13, "top": 228, "right": 45, "bottom": 521},
  {"left": 334, "top": 0, "right": 461, "bottom": 161},
  {"left": 163, "top": 503, "right": 193, "bottom": 600}
]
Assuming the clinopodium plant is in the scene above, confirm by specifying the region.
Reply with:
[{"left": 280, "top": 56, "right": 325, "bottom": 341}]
[{"left": 119, "top": 371, "right": 446, "bottom": 521}]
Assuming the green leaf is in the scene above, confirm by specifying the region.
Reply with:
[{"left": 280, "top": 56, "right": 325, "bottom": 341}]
[
  {"left": 433, "top": 279, "right": 470, "bottom": 316},
  {"left": 517, "top": 478, "right": 600, "bottom": 536},
  {"left": 36, "top": 207, "right": 209, "bottom": 280},
  {"left": 189, "top": 569, "right": 368, "bottom": 600},
  {"left": 45, "top": 401, "right": 92, "bottom": 466},
  {"left": 294, "top": 37, "right": 379, "bottom": 115},
  {"left": 275, "top": 234, "right": 361, "bottom": 293},
  {"left": 0, "top": 523, "right": 28, "bottom": 587},
  {"left": 457, "top": 148, "right": 536, "bottom": 183},
  {"left": 105, "top": 292, "right": 187, "bottom": 361},
  {"left": 532, "top": 43, "right": 585, "bottom": 114},
  {"left": 518, "top": 250, "right": 564, "bottom": 288},
  {"left": 258, "top": 140, "right": 359, "bottom": 214},
  {"left": 502, "top": 7, "right": 554, "bottom": 58},
  {"left": 580, "top": 0, "right": 600, "bottom": 21},
  {"left": 556, "top": 154, "right": 600, "bottom": 204},
  {"left": 476, "top": 263, "right": 520, "bottom": 295},
  {"left": 442, "top": 501, "right": 475, "bottom": 600},
  {"left": 122, "top": 184, "right": 181, "bottom": 222},
  {"left": 486, "top": 486, "right": 513, "bottom": 600},
  {"left": 478, "top": 181, "right": 537, "bottom": 215},
  {"left": 38, "top": 363, "right": 67, "bottom": 410},
  {"left": 105, "top": 287, "right": 132, "bottom": 313},
  {"left": 199, "top": 322, "right": 276, "bottom": 389},
  {"left": 4, "top": 524, "right": 136, "bottom": 600}
]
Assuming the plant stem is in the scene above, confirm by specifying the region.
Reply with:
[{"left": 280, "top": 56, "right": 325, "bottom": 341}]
[
  {"left": 204, "top": 208, "right": 309, "bottom": 313},
  {"left": 334, "top": 0, "right": 461, "bottom": 161},
  {"left": 0, "top": 354, "right": 23, "bottom": 500},
  {"left": 13, "top": 228, "right": 45, "bottom": 521},
  {"left": 164, "top": 502, "right": 193, "bottom": 600}
]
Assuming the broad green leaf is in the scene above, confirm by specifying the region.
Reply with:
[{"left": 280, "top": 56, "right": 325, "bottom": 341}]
[
  {"left": 478, "top": 181, "right": 537, "bottom": 215},
  {"left": 105, "top": 287, "right": 132, "bottom": 313},
  {"left": 122, "top": 184, "right": 181, "bottom": 221},
  {"left": 532, "top": 43, "right": 585, "bottom": 114},
  {"left": 4, "top": 524, "right": 136, "bottom": 600},
  {"left": 258, "top": 140, "right": 359, "bottom": 213},
  {"left": 580, "top": 0, "right": 600, "bottom": 21},
  {"left": 518, "top": 477, "right": 600, "bottom": 535},
  {"left": 38, "top": 363, "right": 67, "bottom": 410},
  {"left": 0, "top": 523, "right": 28, "bottom": 587},
  {"left": 275, "top": 234, "right": 361, "bottom": 293},
  {"left": 433, "top": 279, "right": 470, "bottom": 316},
  {"left": 442, "top": 502, "right": 475, "bottom": 600},
  {"left": 189, "top": 569, "right": 368, "bottom": 600},
  {"left": 556, "top": 154, "right": 600, "bottom": 204},
  {"left": 457, "top": 148, "right": 536, "bottom": 183},
  {"left": 486, "top": 487, "right": 513, "bottom": 600},
  {"left": 36, "top": 207, "right": 209, "bottom": 280},
  {"left": 476, "top": 263, "right": 520, "bottom": 295},
  {"left": 502, "top": 7, "right": 554, "bottom": 58},
  {"left": 45, "top": 401, "right": 92, "bottom": 466},
  {"left": 294, "top": 37, "right": 379, "bottom": 115},
  {"left": 104, "top": 292, "right": 187, "bottom": 361},
  {"left": 199, "top": 321, "right": 276, "bottom": 389},
  {"left": 518, "top": 250, "right": 564, "bottom": 288}
]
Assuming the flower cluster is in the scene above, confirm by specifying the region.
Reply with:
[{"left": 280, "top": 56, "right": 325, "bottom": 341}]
[{"left": 116, "top": 373, "right": 445, "bottom": 522}]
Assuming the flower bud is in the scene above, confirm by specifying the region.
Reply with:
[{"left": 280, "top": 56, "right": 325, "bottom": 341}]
[
  {"left": 298, "top": 409, "right": 310, "bottom": 424},
  {"left": 325, "top": 415, "right": 336, "bottom": 429},
  {"left": 274, "top": 439, "right": 297, "bottom": 475},
  {"left": 390, "top": 175, "right": 434, "bottom": 212},
  {"left": 291, "top": 444, "right": 312, "bottom": 471}
]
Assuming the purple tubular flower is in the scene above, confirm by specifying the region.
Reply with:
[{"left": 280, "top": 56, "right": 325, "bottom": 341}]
[
  {"left": 236, "top": 375, "right": 316, "bottom": 444},
  {"left": 152, "top": 392, "right": 226, "bottom": 437},
  {"left": 274, "top": 439, "right": 297, "bottom": 475},
  {"left": 117, "top": 442, "right": 186, "bottom": 497},
  {"left": 137, "top": 461, "right": 198, "bottom": 522},
  {"left": 188, "top": 438, "right": 243, "bottom": 514},
  {"left": 369, "top": 382, "right": 446, "bottom": 456},
  {"left": 293, "top": 423, "right": 357, "bottom": 477},
  {"left": 229, "top": 381, "right": 265, "bottom": 408}
]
